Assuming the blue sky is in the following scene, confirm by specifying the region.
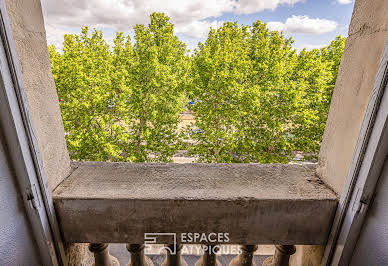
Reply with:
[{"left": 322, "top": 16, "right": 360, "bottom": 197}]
[{"left": 41, "top": 0, "right": 354, "bottom": 52}]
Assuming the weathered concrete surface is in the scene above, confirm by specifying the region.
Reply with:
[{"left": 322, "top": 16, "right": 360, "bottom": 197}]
[
  {"left": 56, "top": 162, "right": 335, "bottom": 200},
  {"left": 53, "top": 162, "right": 337, "bottom": 244},
  {"left": 317, "top": 0, "right": 388, "bottom": 194},
  {"left": 65, "top": 243, "right": 94, "bottom": 265},
  {"left": 290, "top": 245, "right": 323, "bottom": 266},
  {"left": 5, "top": 0, "right": 70, "bottom": 191}
]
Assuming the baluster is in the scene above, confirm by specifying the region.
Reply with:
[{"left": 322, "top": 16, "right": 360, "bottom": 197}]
[
  {"left": 195, "top": 245, "right": 221, "bottom": 266},
  {"left": 229, "top": 245, "right": 258, "bottom": 266},
  {"left": 262, "top": 245, "right": 296, "bottom": 266},
  {"left": 161, "top": 244, "right": 187, "bottom": 266},
  {"left": 89, "top": 243, "right": 119, "bottom": 266},
  {"left": 126, "top": 244, "right": 154, "bottom": 266}
]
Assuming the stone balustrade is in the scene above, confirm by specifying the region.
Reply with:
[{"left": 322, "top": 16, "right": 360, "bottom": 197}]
[
  {"left": 87, "top": 243, "right": 296, "bottom": 266},
  {"left": 52, "top": 162, "right": 337, "bottom": 266}
]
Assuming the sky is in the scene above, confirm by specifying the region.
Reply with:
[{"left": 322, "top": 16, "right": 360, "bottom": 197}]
[{"left": 41, "top": 0, "right": 355, "bottom": 52}]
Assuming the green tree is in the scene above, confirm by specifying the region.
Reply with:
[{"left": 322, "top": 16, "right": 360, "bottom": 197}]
[
  {"left": 290, "top": 48, "right": 332, "bottom": 155},
  {"left": 49, "top": 28, "right": 127, "bottom": 161},
  {"left": 49, "top": 13, "right": 189, "bottom": 162},
  {"left": 187, "top": 21, "right": 298, "bottom": 163},
  {"left": 186, "top": 22, "right": 253, "bottom": 162},
  {"left": 289, "top": 37, "right": 345, "bottom": 156},
  {"left": 242, "top": 21, "right": 298, "bottom": 163},
  {"left": 125, "top": 12, "right": 189, "bottom": 162},
  {"left": 49, "top": 14, "right": 345, "bottom": 164},
  {"left": 321, "top": 36, "right": 346, "bottom": 87},
  {"left": 187, "top": 21, "right": 345, "bottom": 162}
]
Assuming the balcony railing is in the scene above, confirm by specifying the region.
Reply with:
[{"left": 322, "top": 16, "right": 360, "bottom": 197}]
[{"left": 53, "top": 162, "right": 337, "bottom": 266}]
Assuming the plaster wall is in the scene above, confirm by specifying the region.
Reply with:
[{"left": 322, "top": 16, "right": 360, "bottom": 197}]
[
  {"left": 293, "top": 0, "right": 388, "bottom": 264},
  {"left": 4, "top": 0, "right": 70, "bottom": 191},
  {"left": 3, "top": 0, "right": 93, "bottom": 264},
  {"left": 317, "top": 0, "right": 388, "bottom": 194},
  {"left": 0, "top": 129, "right": 41, "bottom": 265},
  {"left": 350, "top": 158, "right": 388, "bottom": 265}
]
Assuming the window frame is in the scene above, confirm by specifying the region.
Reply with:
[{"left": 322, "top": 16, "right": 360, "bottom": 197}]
[{"left": 0, "top": 2, "right": 65, "bottom": 265}]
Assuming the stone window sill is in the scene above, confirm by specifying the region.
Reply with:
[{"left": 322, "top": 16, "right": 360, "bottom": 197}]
[{"left": 53, "top": 162, "right": 337, "bottom": 245}]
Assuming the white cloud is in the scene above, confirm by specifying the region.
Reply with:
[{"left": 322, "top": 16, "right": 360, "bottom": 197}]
[
  {"left": 267, "top": 15, "right": 337, "bottom": 34},
  {"left": 337, "top": 0, "right": 352, "bottom": 4},
  {"left": 41, "top": 0, "right": 307, "bottom": 47},
  {"left": 294, "top": 43, "right": 328, "bottom": 52},
  {"left": 176, "top": 20, "right": 224, "bottom": 39},
  {"left": 41, "top": 0, "right": 234, "bottom": 33},
  {"left": 44, "top": 24, "right": 81, "bottom": 48},
  {"left": 266, "top": 21, "right": 285, "bottom": 32},
  {"left": 235, "top": 0, "right": 304, "bottom": 14}
]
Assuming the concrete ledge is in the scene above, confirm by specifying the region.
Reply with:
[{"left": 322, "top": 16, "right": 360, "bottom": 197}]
[{"left": 53, "top": 162, "right": 337, "bottom": 244}]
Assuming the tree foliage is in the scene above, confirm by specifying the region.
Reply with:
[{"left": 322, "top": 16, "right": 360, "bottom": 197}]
[
  {"left": 49, "top": 13, "right": 345, "bottom": 163},
  {"left": 49, "top": 28, "right": 119, "bottom": 161},
  {"left": 187, "top": 22, "right": 344, "bottom": 162},
  {"left": 50, "top": 13, "right": 188, "bottom": 162},
  {"left": 118, "top": 13, "right": 188, "bottom": 162}
]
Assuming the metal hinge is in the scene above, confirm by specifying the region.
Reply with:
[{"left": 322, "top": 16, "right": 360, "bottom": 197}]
[
  {"left": 352, "top": 187, "right": 368, "bottom": 213},
  {"left": 26, "top": 184, "right": 40, "bottom": 209}
]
